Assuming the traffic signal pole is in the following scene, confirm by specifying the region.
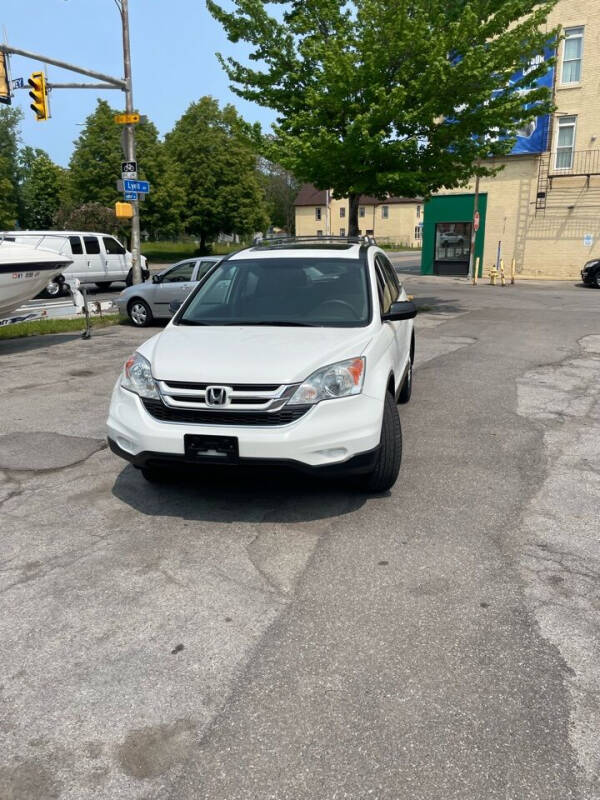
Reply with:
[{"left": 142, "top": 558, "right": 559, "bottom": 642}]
[
  {"left": 0, "top": 0, "right": 144, "bottom": 284},
  {"left": 119, "top": 0, "right": 142, "bottom": 285}
]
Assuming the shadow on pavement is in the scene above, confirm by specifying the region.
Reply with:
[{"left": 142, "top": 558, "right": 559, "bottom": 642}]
[
  {"left": 112, "top": 463, "right": 367, "bottom": 524},
  {"left": 414, "top": 295, "right": 466, "bottom": 314},
  {"left": 0, "top": 332, "right": 83, "bottom": 354}
]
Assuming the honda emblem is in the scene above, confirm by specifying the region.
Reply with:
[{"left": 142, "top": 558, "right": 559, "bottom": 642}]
[{"left": 205, "top": 386, "right": 230, "bottom": 407}]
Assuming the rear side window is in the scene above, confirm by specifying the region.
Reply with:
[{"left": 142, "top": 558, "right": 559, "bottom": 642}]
[
  {"left": 374, "top": 262, "right": 392, "bottom": 314},
  {"left": 84, "top": 236, "right": 101, "bottom": 255},
  {"left": 103, "top": 236, "right": 126, "bottom": 255},
  {"left": 376, "top": 253, "right": 400, "bottom": 302},
  {"left": 69, "top": 236, "right": 83, "bottom": 255}
]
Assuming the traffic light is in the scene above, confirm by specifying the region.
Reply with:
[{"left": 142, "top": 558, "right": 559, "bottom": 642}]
[
  {"left": 0, "top": 53, "right": 11, "bottom": 106},
  {"left": 115, "top": 202, "right": 133, "bottom": 219},
  {"left": 28, "top": 71, "right": 49, "bottom": 121}
]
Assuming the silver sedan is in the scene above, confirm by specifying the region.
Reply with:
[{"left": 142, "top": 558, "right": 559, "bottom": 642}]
[{"left": 115, "top": 256, "right": 221, "bottom": 326}]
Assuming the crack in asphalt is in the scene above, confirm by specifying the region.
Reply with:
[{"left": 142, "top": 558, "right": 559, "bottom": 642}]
[{"left": 516, "top": 334, "right": 600, "bottom": 798}]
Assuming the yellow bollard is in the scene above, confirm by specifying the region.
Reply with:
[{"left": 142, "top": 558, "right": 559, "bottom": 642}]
[
  {"left": 510, "top": 258, "right": 516, "bottom": 285},
  {"left": 472, "top": 256, "right": 480, "bottom": 286},
  {"left": 500, "top": 259, "right": 506, "bottom": 286},
  {"left": 490, "top": 266, "right": 497, "bottom": 285}
]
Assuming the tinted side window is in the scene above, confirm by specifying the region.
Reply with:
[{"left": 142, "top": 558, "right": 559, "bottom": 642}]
[
  {"left": 374, "top": 263, "right": 392, "bottom": 314},
  {"left": 84, "top": 236, "right": 101, "bottom": 255},
  {"left": 376, "top": 253, "right": 400, "bottom": 302},
  {"left": 69, "top": 236, "right": 83, "bottom": 255},
  {"left": 103, "top": 236, "right": 126, "bottom": 255},
  {"left": 163, "top": 262, "right": 195, "bottom": 283}
]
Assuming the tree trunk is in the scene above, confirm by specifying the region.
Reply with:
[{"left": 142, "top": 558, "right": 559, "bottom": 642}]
[
  {"left": 199, "top": 231, "right": 207, "bottom": 254},
  {"left": 348, "top": 193, "right": 360, "bottom": 236}
]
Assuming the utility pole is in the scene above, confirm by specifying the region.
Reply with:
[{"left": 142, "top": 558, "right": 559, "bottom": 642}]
[{"left": 119, "top": 0, "right": 142, "bottom": 284}]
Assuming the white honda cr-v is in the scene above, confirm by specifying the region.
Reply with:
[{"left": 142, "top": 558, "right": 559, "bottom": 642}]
[{"left": 107, "top": 237, "right": 416, "bottom": 492}]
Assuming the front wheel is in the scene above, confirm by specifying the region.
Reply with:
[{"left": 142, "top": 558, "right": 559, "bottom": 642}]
[
  {"left": 595, "top": 272, "right": 600, "bottom": 289},
  {"left": 359, "top": 391, "right": 402, "bottom": 493},
  {"left": 128, "top": 298, "right": 153, "bottom": 327}
]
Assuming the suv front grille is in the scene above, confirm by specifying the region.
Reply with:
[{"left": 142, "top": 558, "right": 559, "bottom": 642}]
[
  {"left": 142, "top": 398, "right": 311, "bottom": 426},
  {"left": 163, "top": 381, "right": 282, "bottom": 392}
]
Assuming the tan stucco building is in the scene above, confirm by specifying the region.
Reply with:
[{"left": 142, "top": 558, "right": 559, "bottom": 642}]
[
  {"left": 295, "top": 185, "right": 423, "bottom": 247},
  {"left": 423, "top": 0, "right": 600, "bottom": 279}
]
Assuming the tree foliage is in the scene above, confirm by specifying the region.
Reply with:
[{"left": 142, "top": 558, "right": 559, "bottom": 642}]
[
  {"left": 53, "top": 202, "right": 121, "bottom": 236},
  {"left": 0, "top": 106, "right": 22, "bottom": 228},
  {"left": 208, "top": 0, "right": 559, "bottom": 233},
  {"left": 165, "top": 96, "right": 269, "bottom": 249},
  {"left": 19, "top": 147, "right": 66, "bottom": 229},
  {"left": 259, "top": 157, "right": 299, "bottom": 232}
]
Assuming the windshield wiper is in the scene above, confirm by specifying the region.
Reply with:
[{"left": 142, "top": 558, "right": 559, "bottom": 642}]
[{"left": 223, "top": 320, "right": 317, "bottom": 327}]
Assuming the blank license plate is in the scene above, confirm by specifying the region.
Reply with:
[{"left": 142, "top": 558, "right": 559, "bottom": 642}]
[{"left": 184, "top": 434, "right": 239, "bottom": 462}]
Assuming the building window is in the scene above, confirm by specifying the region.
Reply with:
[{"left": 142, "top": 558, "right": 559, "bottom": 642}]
[
  {"left": 359, "top": 207, "right": 365, "bottom": 218},
  {"left": 562, "top": 27, "right": 584, "bottom": 84},
  {"left": 556, "top": 116, "right": 577, "bottom": 169},
  {"left": 416, "top": 205, "right": 421, "bottom": 219},
  {"left": 316, "top": 230, "right": 323, "bottom": 237},
  {"left": 414, "top": 225, "right": 422, "bottom": 241},
  {"left": 340, "top": 228, "right": 346, "bottom": 237},
  {"left": 315, "top": 208, "right": 322, "bottom": 221},
  {"left": 340, "top": 207, "right": 346, "bottom": 218},
  {"left": 381, "top": 205, "right": 389, "bottom": 219}
]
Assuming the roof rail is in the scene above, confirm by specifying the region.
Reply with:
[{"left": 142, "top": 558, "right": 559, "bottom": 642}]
[{"left": 254, "top": 234, "right": 377, "bottom": 248}]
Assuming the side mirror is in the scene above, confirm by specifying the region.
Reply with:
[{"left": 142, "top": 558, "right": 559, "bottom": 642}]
[
  {"left": 382, "top": 300, "right": 417, "bottom": 322},
  {"left": 152, "top": 273, "right": 162, "bottom": 284},
  {"left": 169, "top": 299, "right": 183, "bottom": 315}
]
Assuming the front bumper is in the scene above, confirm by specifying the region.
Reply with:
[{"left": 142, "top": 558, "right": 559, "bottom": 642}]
[{"left": 107, "top": 383, "right": 383, "bottom": 471}]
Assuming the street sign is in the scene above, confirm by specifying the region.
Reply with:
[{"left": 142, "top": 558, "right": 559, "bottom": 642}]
[
  {"left": 122, "top": 171, "right": 137, "bottom": 180},
  {"left": 124, "top": 179, "right": 150, "bottom": 194},
  {"left": 12, "top": 77, "right": 24, "bottom": 89},
  {"left": 124, "top": 191, "right": 138, "bottom": 201},
  {"left": 473, "top": 211, "right": 480, "bottom": 232},
  {"left": 114, "top": 113, "right": 140, "bottom": 124},
  {"left": 122, "top": 160, "right": 137, "bottom": 179}
]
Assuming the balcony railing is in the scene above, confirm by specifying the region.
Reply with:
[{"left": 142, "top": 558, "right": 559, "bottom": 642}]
[{"left": 548, "top": 149, "right": 600, "bottom": 178}]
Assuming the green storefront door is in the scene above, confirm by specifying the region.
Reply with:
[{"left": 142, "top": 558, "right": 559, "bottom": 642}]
[{"left": 421, "top": 194, "right": 487, "bottom": 277}]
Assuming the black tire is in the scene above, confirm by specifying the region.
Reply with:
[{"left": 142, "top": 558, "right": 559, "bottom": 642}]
[
  {"left": 141, "top": 466, "right": 167, "bottom": 483},
  {"left": 95, "top": 281, "right": 112, "bottom": 291},
  {"left": 359, "top": 391, "right": 402, "bottom": 493},
  {"left": 595, "top": 272, "right": 600, "bottom": 289},
  {"left": 398, "top": 358, "right": 413, "bottom": 404},
  {"left": 128, "top": 298, "right": 153, "bottom": 327}
]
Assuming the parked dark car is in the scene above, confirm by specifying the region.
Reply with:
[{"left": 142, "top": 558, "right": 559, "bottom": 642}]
[{"left": 581, "top": 259, "right": 600, "bottom": 288}]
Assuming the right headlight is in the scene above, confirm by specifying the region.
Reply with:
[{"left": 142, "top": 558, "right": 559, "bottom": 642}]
[
  {"left": 121, "top": 352, "right": 160, "bottom": 399},
  {"left": 288, "top": 357, "right": 365, "bottom": 405}
]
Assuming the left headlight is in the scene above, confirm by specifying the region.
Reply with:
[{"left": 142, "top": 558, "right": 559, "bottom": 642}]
[
  {"left": 121, "top": 352, "right": 160, "bottom": 399},
  {"left": 288, "top": 357, "right": 365, "bottom": 406}
]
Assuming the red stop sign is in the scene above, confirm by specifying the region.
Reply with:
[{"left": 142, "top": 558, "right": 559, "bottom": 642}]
[{"left": 474, "top": 211, "right": 480, "bottom": 232}]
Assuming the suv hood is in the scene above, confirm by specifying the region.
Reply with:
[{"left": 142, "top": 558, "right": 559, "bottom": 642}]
[{"left": 143, "top": 325, "right": 373, "bottom": 385}]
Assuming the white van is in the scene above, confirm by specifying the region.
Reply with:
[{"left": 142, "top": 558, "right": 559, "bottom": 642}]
[{"left": 0, "top": 231, "right": 149, "bottom": 295}]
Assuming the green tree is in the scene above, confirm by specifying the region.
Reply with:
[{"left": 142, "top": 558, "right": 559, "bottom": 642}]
[
  {"left": 53, "top": 202, "right": 121, "bottom": 236},
  {"left": 0, "top": 106, "right": 22, "bottom": 228},
  {"left": 165, "top": 97, "right": 269, "bottom": 250},
  {"left": 208, "top": 0, "right": 559, "bottom": 234},
  {"left": 68, "top": 99, "right": 183, "bottom": 238},
  {"left": 19, "top": 147, "right": 66, "bottom": 229},
  {"left": 259, "top": 157, "right": 299, "bottom": 233}
]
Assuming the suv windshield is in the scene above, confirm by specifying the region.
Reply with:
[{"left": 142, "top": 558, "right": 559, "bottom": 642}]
[{"left": 177, "top": 257, "right": 371, "bottom": 327}]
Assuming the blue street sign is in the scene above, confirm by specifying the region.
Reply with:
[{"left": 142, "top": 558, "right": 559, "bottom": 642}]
[
  {"left": 12, "top": 78, "right": 24, "bottom": 89},
  {"left": 123, "top": 179, "right": 150, "bottom": 194},
  {"left": 124, "top": 191, "right": 138, "bottom": 201}
]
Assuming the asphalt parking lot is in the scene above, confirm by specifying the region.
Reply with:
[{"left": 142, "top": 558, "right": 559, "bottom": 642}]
[{"left": 1, "top": 274, "right": 600, "bottom": 799}]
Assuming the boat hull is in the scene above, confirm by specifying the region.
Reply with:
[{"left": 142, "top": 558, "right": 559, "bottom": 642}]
[{"left": 0, "top": 243, "right": 73, "bottom": 319}]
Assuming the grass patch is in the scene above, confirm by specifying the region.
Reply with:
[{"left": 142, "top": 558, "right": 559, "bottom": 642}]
[
  {"left": 141, "top": 240, "right": 250, "bottom": 262},
  {"left": 0, "top": 314, "right": 121, "bottom": 340}
]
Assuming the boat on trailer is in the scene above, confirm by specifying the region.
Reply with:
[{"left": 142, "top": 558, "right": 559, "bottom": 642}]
[{"left": 0, "top": 240, "right": 73, "bottom": 321}]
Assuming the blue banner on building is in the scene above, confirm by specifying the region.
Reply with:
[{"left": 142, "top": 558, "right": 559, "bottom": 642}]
[{"left": 509, "top": 46, "right": 555, "bottom": 155}]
